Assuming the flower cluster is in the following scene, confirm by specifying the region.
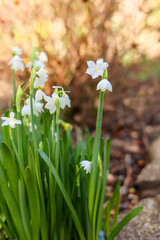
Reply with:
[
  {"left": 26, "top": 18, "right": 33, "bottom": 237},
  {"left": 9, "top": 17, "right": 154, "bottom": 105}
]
[
  {"left": 9, "top": 46, "right": 25, "bottom": 71},
  {"left": 86, "top": 58, "right": 112, "bottom": 92},
  {"left": 26, "top": 51, "right": 48, "bottom": 69}
]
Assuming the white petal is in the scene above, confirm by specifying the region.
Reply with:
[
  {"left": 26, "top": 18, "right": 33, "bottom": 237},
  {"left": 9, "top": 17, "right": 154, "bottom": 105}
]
[
  {"left": 96, "top": 58, "right": 103, "bottom": 65},
  {"left": 92, "top": 72, "right": 99, "bottom": 79},
  {"left": 80, "top": 160, "right": 91, "bottom": 174},
  {"left": 9, "top": 122, "right": 16, "bottom": 128},
  {"left": 87, "top": 61, "right": 95, "bottom": 68},
  {"left": 22, "top": 105, "right": 31, "bottom": 116},
  {"left": 86, "top": 68, "right": 94, "bottom": 75},
  {"left": 39, "top": 52, "right": 48, "bottom": 62},
  {"left": 16, "top": 120, "right": 21, "bottom": 124},
  {"left": 103, "top": 62, "right": 109, "bottom": 68},
  {"left": 35, "top": 89, "right": 46, "bottom": 101},
  {"left": 98, "top": 69, "right": 104, "bottom": 76},
  {"left": 10, "top": 112, "right": 15, "bottom": 118},
  {"left": 12, "top": 46, "right": 22, "bottom": 55},
  {"left": 1, "top": 117, "right": 8, "bottom": 120},
  {"left": 2, "top": 121, "right": 9, "bottom": 127},
  {"left": 96, "top": 79, "right": 112, "bottom": 92}
]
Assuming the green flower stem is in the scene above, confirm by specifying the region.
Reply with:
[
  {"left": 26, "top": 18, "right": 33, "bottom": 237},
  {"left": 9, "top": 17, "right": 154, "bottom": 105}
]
[
  {"left": 88, "top": 91, "right": 104, "bottom": 219},
  {"left": 12, "top": 70, "right": 16, "bottom": 104},
  {"left": 9, "top": 128, "right": 25, "bottom": 178},
  {"left": 17, "top": 112, "right": 23, "bottom": 164},
  {"left": 30, "top": 66, "right": 48, "bottom": 240}
]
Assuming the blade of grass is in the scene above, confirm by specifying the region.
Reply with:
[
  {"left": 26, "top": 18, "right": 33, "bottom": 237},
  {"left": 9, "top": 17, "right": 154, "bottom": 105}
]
[{"left": 108, "top": 206, "right": 144, "bottom": 240}]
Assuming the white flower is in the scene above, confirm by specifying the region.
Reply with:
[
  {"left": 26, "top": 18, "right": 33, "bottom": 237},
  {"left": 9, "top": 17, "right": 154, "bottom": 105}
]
[
  {"left": 34, "top": 60, "right": 44, "bottom": 68},
  {"left": 9, "top": 55, "right": 25, "bottom": 71},
  {"left": 34, "top": 67, "right": 48, "bottom": 88},
  {"left": 35, "top": 89, "right": 46, "bottom": 101},
  {"left": 44, "top": 93, "right": 59, "bottom": 114},
  {"left": 12, "top": 46, "right": 22, "bottom": 55},
  {"left": 26, "top": 60, "right": 44, "bottom": 68},
  {"left": 39, "top": 51, "right": 48, "bottom": 62},
  {"left": 1, "top": 112, "right": 21, "bottom": 128},
  {"left": 86, "top": 59, "right": 108, "bottom": 79},
  {"left": 22, "top": 98, "right": 43, "bottom": 116},
  {"left": 80, "top": 160, "right": 91, "bottom": 174},
  {"left": 59, "top": 91, "right": 71, "bottom": 109},
  {"left": 96, "top": 79, "right": 112, "bottom": 92}
]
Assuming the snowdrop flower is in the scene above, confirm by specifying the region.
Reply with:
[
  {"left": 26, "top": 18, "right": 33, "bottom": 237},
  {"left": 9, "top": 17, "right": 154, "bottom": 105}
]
[
  {"left": 26, "top": 60, "right": 44, "bottom": 68},
  {"left": 34, "top": 60, "right": 44, "bottom": 68},
  {"left": 80, "top": 160, "right": 91, "bottom": 174},
  {"left": 39, "top": 51, "right": 48, "bottom": 62},
  {"left": 12, "top": 46, "right": 22, "bottom": 55},
  {"left": 59, "top": 91, "right": 71, "bottom": 109},
  {"left": 96, "top": 79, "right": 112, "bottom": 92},
  {"left": 22, "top": 98, "right": 43, "bottom": 116},
  {"left": 9, "top": 55, "right": 25, "bottom": 71},
  {"left": 1, "top": 112, "right": 21, "bottom": 128},
  {"left": 35, "top": 89, "right": 46, "bottom": 101},
  {"left": 86, "top": 59, "right": 108, "bottom": 79},
  {"left": 34, "top": 67, "right": 48, "bottom": 88},
  {"left": 44, "top": 93, "right": 59, "bottom": 114}
]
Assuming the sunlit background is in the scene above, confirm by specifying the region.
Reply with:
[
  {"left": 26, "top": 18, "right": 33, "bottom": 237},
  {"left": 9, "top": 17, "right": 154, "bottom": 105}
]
[{"left": 0, "top": 0, "right": 160, "bottom": 203}]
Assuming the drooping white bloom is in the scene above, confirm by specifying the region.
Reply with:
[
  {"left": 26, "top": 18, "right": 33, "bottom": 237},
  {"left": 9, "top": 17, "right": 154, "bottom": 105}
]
[
  {"left": 96, "top": 79, "right": 112, "bottom": 92},
  {"left": 22, "top": 98, "right": 43, "bottom": 116},
  {"left": 1, "top": 112, "right": 21, "bottom": 128},
  {"left": 39, "top": 51, "right": 48, "bottom": 62},
  {"left": 9, "top": 55, "right": 25, "bottom": 71},
  {"left": 80, "top": 160, "right": 91, "bottom": 174},
  {"left": 35, "top": 89, "right": 46, "bottom": 101},
  {"left": 34, "top": 67, "right": 48, "bottom": 88},
  {"left": 26, "top": 60, "right": 44, "bottom": 68},
  {"left": 59, "top": 91, "right": 71, "bottom": 109},
  {"left": 86, "top": 59, "right": 108, "bottom": 79},
  {"left": 44, "top": 93, "right": 59, "bottom": 114},
  {"left": 34, "top": 60, "right": 44, "bottom": 68},
  {"left": 12, "top": 46, "right": 22, "bottom": 55}
]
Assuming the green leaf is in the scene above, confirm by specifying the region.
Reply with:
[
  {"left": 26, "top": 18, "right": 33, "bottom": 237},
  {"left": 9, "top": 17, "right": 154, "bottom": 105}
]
[
  {"left": 111, "top": 185, "right": 120, "bottom": 231},
  {"left": 19, "top": 181, "right": 31, "bottom": 240},
  {"left": 38, "top": 149, "right": 86, "bottom": 240},
  {"left": 104, "top": 180, "right": 121, "bottom": 237},
  {"left": 0, "top": 163, "right": 26, "bottom": 240},
  {"left": 1, "top": 142, "right": 19, "bottom": 205},
  {"left": 25, "top": 167, "right": 40, "bottom": 240},
  {"left": 2, "top": 110, "right": 10, "bottom": 148},
  {"left": 108, "top": 206, "right": 144, "bottom": 240}
]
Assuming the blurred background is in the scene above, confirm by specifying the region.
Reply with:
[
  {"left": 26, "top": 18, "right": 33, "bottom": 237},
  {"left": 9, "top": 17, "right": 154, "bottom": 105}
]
[{"left": 0, "top": 0, "right": 160, "bottom": 217}]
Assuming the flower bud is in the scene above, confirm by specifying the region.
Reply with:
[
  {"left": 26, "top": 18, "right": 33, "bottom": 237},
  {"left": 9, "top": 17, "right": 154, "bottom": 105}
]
[{"left": 16, "top": 86, "right": 22, "bottom": 113}]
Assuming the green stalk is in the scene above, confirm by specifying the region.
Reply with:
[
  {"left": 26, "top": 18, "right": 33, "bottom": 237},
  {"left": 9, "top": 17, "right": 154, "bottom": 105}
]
[
  {"left": 12, "top": 70, "right": 16, "bottom": 104},
  {"left": 88, "top": 91, "right": 104, "bottom": 219},
  {"left": 30, "top": 65, "right": 48, "bottom": 240}
]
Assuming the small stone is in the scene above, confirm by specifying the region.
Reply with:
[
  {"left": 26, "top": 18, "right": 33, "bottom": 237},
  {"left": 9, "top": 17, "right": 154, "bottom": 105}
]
[{"left": 98, "top": 230, "right": 106, "bottom": 240}]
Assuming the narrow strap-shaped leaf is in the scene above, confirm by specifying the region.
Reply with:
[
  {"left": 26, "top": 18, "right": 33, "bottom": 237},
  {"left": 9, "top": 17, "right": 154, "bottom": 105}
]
[
  {"left": 38, "top": 149, "right": 86, "bottom": 240},
  {"left": 104, "top": 180, "right": 121, "bottom": 237},
  {"left": 108, "top": 206, "right": 144, "bottom": 240},
  {"left": 1, "top": 142, "right": 19, "bottom": 205},
  {"left": 25, "top": 167, "right": 40, "bottom": 240},
  {"left": 0, "top": 190, "right": 16, "bottom": 237},
  {"left": 111, "top": 186, "right": 120, "bottom": 231},
  {"left": 96, "top": 138, "right": 110, "bottom": 239},
  {"left": 0, "top": 163, "right": 26, "bottom": 240},
  {"left": 19, "top": 180, "right": 31, "bottom": 240}
]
